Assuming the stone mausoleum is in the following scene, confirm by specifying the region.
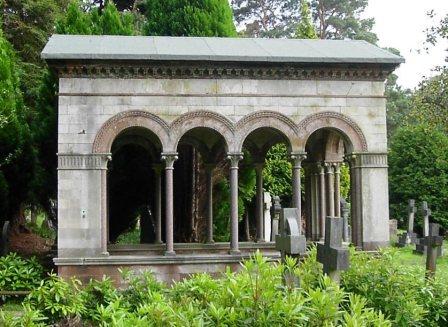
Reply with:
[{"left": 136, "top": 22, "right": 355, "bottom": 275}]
[{"left": 42, "top": 35, "right": 403, "bottom": 283}]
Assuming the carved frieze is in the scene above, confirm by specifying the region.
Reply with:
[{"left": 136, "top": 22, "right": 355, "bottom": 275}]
[{"left": 58, "top": 154, "right": 111, "bottom": 170}]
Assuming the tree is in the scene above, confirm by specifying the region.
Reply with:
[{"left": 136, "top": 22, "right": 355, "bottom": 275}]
[
  {"left": 295, "top": 0, "right": 317, "bottom": 39},
  {"left": 56, "top": 1, "right": 136, "bottom": 35},
  {"left": 311, "top": 0, "right": 378, "bottom": 43},
  {"left": 389, "top": 124, "right": 448, "bottom": 229},
  {"left": 406, "top": 68, "right": 448, "bottom": 135},
  {"left": 143, "top": 0, "right": 236, "bottom": 37},
  {"left": 231, "top": 0, "right": 300, "bottom": 38},
  {"left": 425, "top": 11, "right": 448, "bottom": 60},
  {"left": 0, "top": 28, "right": 37, "bottom": 223}
]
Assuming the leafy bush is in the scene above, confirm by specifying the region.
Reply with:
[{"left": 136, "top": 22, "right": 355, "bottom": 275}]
[
  {"left": 0, "top": 253, "right": 44, "bottom": 294},
  {"left": 342, "top": 249, "right": 448, "bottom": 326},
  {"left": 25, "top": 274, "right": 85, "bottom": 323},
  {"left": 115, "top": 228, "right": 140, "bottom": 245},
  {"left": 7, "top": 252, "right": 392, "bottom": 326},
  {"left": 389, "top": 124, "right": 448, "bottom": 229}
]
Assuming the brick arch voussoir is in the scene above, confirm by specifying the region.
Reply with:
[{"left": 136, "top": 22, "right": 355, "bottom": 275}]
[
  {"left": 170, "top": 111, "right": 235, "bottom": 152},
  {"left": 235, "top": 111, "right": 300, "bottom": 153},
  {"left": 92, "top": 110, "right": 170, "bottom": 154},
  {"left": 297, "top": 111, "right": 368, "bottom": 152}
]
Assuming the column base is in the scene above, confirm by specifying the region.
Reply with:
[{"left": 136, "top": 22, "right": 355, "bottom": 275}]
[
  {"left": 101, "top": 251, "right": 110, "bottom": 257},
  {"left": 206, "top": 240, "right": 215, "bottom": 244},
  {"left": 154, "top": 241, "right": 164, "bottom": 245},
  {"left": 164, "top": 251, "right": 176, "bottom": 257},
  {"left": 229, "top": 249, "right": 241, "bottom": 255}
]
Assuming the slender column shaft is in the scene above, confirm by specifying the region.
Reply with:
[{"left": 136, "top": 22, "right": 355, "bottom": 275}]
[
  {"left": 255, "top": 163, "right": 264, "bottom": 242},
  {"left": 153, "top": 165, "right": 163, "bottom": 244},
  {"left": 205, "top": 164, "right": 214, "bottom": 244},
  {"left": 318, "top": 163, "right": 326, "bottom": 240},
  {"left": 162, "top": 153, "right": 178, "bottom": 256},
  {"left": 334, "top": 163, "right": 341, "bottom": 217},
  {"left": 325, "top": 163, "right": 335, "bottom": 217},
  {"left": 291, "top": 152, "right": 307, "bottom": 230},
  {"left": 228, "top": 153, "right": 243, "bottom": 254}
]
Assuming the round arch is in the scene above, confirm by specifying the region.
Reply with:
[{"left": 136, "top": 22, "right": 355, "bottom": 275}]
[
  {"left": 92, "top": 111, "right": 170, "bottom": 153},
  {"left": 170, "top": 111, "right": 234, "bottom": 152},
  {"left": 297, "top": 111, "right": 368, "bottom": 152},
  {"left": 235, "top": 111, "right": 300, "bottom": 153}
]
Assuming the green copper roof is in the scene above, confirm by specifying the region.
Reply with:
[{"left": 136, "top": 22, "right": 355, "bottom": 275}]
[{"left": 42, "top": 35, "right": 404, "bottom": 65}]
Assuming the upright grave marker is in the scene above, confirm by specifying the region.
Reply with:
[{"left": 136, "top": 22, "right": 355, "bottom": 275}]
[
  {"left": 275, "top": 208, "right": 307, "bottom": 259},
  {"left": 397, "top": 199, "right": 418, "bottom": 247},
  {"left": 421, "top": 223, "right": 443, "bottom": 279},
  {"left": 340, "top": 199, "right": 350, "bottom": 243},
  {"left": 0, "top": 221, "right": 11, "bottom": 256},
  {"left": 317, "top": 217, "right": 349, "bottom": 284},
  {"left": 270, "top": 196, "right": 281, "bottom": 242},
  {"left": 415, "top": 202, "right": 442, "bottom": 256}
]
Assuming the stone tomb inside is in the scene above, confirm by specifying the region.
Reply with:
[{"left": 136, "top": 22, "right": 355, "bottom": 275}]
[{"left": 42, "top": 35, "right": 402, "bottom": 283}]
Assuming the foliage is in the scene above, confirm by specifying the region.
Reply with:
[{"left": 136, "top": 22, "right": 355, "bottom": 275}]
[
  {"left": 231, "top": 0, "right": 301, "bottom": 38},
  {"left": 56, "top": 0, "right": 136, "bottom": 35},
  {"left": 342, "top": 248, "right": 448, "bottom": 326},
  {"left": 295, "top": 0, "right": 317, "bottom": 39},
  {"left": 0, "top": 253, "right": 44, "bottom": 293},
  {"left": 116, "top": 227, "right": 141, "bottom": 244},
  {"left": 388, "top": 124, "right": 448, "bottom": 228},
  {"left": 425, "top": 11, "right": 448, "bottom": 60},
  {"left": 0, "top": 28, "right": 38, "bottom": 224},
  {"left": 407, "top": 68, "right": 448, "bottom": 135},
  {"left": 11, "top": 252, "right": 392, "bottom": 326},
  {"left": 385, "top": 72, "right": 412, "bottom": 139},
  {"left": 25, "top": 274, "right": 85, "bottom": 323},
  {"left": 143, "top": 0, "right": 237, "bottom": 37},
  {"left": 311, "top": 0, "right": 378, "bottom": 43},
  {"left": 263, "top": 144, "right": 293, "bottom": 199}
]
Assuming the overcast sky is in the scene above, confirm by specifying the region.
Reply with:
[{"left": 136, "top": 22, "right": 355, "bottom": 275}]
[{"left": 364, "top": 0, "right": 448, "bottom": 90}]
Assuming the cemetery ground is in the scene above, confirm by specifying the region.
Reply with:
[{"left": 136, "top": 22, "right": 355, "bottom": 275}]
[{"left": 1, "top": 242, "right": 448, "bottom": 326}]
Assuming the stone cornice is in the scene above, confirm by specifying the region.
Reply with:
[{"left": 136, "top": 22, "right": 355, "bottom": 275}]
[{"left": 50, "top": 61, "right": 395, "bottom": 81}]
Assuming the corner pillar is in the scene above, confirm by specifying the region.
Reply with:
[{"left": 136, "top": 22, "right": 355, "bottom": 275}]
[{"left": 290, "top": 152, "right": 307, "bottom": 228}]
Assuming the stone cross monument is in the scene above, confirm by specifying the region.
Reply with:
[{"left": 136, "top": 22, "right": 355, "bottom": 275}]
[
  {"left": 340, "top": 199, "right": 350, "bottom": 243},
  {"left": 317, "top": 217, "right": 349, "bottom": 284},
  {"left": 414, "top": 202, "right": 441, "bottom": 256},
  {"left": 275, "top": 208, "right": 307, "bottom": 260},
  {"left": 270, "top": 196, "right": 281, "bottom": 242},
  {"left": 397, "top": 199, "right": 418, "bottom": 247},
  {"left": 421, "top": 223, "right": 443, "bottom": 279}
]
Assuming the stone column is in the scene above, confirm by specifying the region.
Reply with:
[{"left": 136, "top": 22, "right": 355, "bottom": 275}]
[
  {"left": 312, "top": 170, "right": 320, "bottom": 240},
  {"left": 204, "top": 163, "right": 215, "bottom": 244},
  {"left": 291, "top": 152, "right": 307, "bottom": 232},
  {"left": 161, "top": 152, "right": 178, "bottom": 256},
  {"left": 325, "top": 163, "right": 335, "bottom": 217},
  {"left": 228, "top": 153, "right": 243, "bottom": 254},
  {"left": 255, "top": 163, "right": 264, "bottom": 242},
  {"left": 318, "top": 163, "right": 326, "bottom": 240},
  {"left": 334, "top": 163, "right": 341, "bottom": 217},
  {"left": 152, "top": 164, "right": 163, "bottom": 244}
]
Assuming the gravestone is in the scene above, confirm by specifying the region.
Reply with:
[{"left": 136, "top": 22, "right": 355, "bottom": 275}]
[
  {"left": 317, "top": 217, "right": 349, "bottom": 284},
  {"left": 397, "top": 199, "right": 418, "bottom": 247},
  {"left": 1, "top": 221, "right": 11, "bottom": 256},
  {"left": 263, "top": 192, "right": 272, "bottom": 241},
  {"left": 414, "top": 202, "right": 442, "bottom": 256},
  {"left": 270, "top": 196, "right": 281, "bottom": 242},
  {"left": 389, "top": 219, "right": 398, "bottom": 241},
  {"left": 340, "top": 199, "right": 350, "bottom": 243},
  {"left": 421, "top": 223, "right": 443, "bottom": 279},
  {"left": 275, "top": 208, "right": 307, "bottom": 258}
]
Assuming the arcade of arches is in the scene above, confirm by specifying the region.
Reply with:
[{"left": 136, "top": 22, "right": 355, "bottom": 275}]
[{"left": 94, "top": 111, "right": 370, "bottom": 256}]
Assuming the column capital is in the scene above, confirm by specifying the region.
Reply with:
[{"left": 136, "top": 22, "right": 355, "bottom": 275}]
[
  {"left": 324, "top": 162, "right": 334, "bottom": 174},
  {"left": 318, "top": 162, "right": 326, "bottom": 174},
  {"left": 161, "top": 152, "right": 178, "bottom": 168},
  {"left": 227, "top": 152, "right": 244, "bottom": 168},
  {"left": 290, "top": 152, "right": 307, "bottom": 168}
]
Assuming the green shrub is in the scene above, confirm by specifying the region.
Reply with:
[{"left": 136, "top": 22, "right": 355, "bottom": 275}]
[
  {"left": 0, "top": 253, "right": 44, "bottom": 294},
  {"left": 342, "top": 248, "right": 448, "bottom": 326},
  {"left": 81, "top": 276, "right": 119, "bottom": 322},
  {"left": 389, "top": 124, "right": 448, "bottom": 229},
  {"left": 25, "top": 274, "right": 85, "bottom": 323}
]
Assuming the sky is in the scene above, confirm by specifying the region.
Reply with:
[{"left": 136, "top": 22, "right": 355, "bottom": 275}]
[{"left": 364, "top": 0, "right": 448, "bottom": 90}]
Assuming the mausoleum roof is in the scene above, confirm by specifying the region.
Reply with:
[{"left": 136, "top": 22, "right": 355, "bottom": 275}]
[{"left": 42, "top": 35, "right": 404, "bottom": 65}]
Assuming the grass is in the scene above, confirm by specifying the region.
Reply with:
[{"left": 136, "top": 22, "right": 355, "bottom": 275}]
[{"left": 391, "top": 242, "right": 448, "bottom": 277}]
